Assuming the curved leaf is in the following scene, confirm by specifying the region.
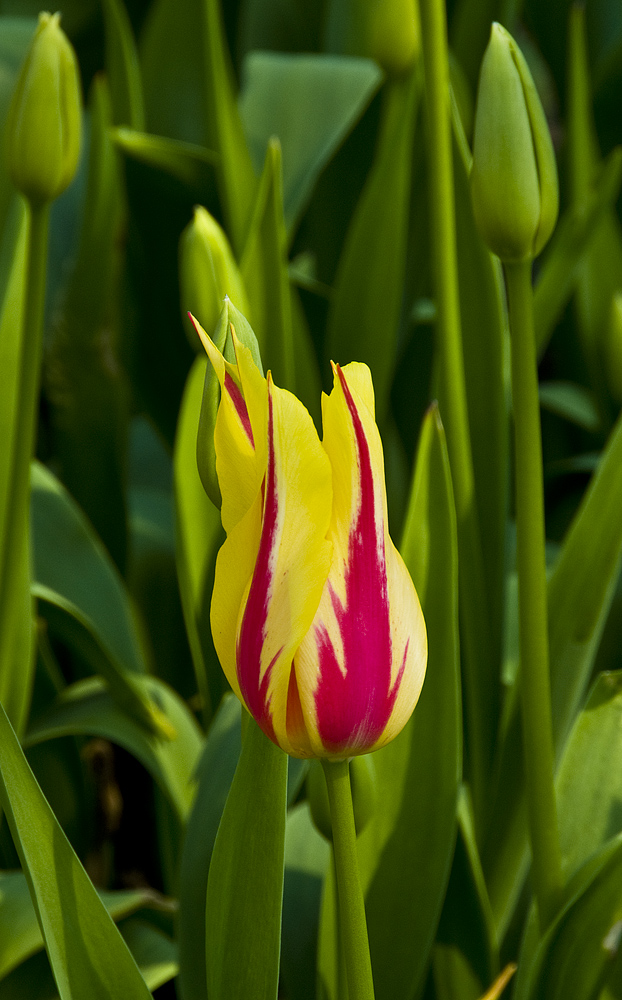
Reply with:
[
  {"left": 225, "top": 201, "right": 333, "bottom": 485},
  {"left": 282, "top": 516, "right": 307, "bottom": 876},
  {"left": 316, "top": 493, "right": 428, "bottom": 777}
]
[
  {"left": 24, "top": 675, "right": 202, "bottom": 823},
  {"left": 0, "top": 702, "right": 153, "bottom": 1000}
]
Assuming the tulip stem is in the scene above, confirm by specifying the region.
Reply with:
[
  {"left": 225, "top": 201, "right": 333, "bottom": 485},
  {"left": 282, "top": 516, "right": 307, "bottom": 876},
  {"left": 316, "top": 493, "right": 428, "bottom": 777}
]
[
  {"left": 505, "top": 259, "right": 563, "bottom": 929},
  {"left": 322, "top": 758, "right": 374, "bottom": 1000},
  {"left": 0, "top": 202, "right": 49, "bottom": 729}
]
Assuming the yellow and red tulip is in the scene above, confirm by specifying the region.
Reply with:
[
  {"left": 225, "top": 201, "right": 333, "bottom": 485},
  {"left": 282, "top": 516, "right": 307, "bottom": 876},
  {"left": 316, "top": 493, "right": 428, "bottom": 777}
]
[{"left": 193, "top": 314, "right": 427, "bottom": 760}]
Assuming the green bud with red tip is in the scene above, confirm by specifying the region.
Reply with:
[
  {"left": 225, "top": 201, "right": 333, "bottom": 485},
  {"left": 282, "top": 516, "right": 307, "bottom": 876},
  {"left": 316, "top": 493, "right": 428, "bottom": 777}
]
[
  {"left": 7, "top": 12, "right": 82, "bottom": 206},
  {"left": 471, "top": 23, "right": 558, "bottom": 262}
]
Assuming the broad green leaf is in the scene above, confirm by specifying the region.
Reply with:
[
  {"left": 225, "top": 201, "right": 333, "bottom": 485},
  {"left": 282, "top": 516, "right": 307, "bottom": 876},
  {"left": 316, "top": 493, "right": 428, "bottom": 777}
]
[
  {"left": 112, "top": 128, "right": 217, "bottom": 191},
  {"left": 30, "top": 461, "right": 145, "bottom": 676},
  {"left": 568, "top": 6, "right": 622, "bottom": 422},
  {"left": 200, "top": 0, "right": 257, "bottom": 251},
  {"left": 238, "top": 51, "right": 382, "bottom": 233},
  {"left": 513, "top": 834, "right": 622, "bottom": 1000},
  {"left": 30, "top": 463, "right": 171, "bottom": 737},
  {"left": 24, "top": 675, "right": 202, "bottom": 822},
  {"left": 173, "top": 355, "right": 224, "bottom": 726},
  {"left": 241, "top": 139, "right": 296, "bottom": 391},
  {"left": 101, "top": 0, "right": 145, "bottom": 129},
  {"left": 0, "top": 871, "right": 155, "bottom": 982},
  {"left": 326, "top": 69, "right": 419, "bottom": 422},
  {"left": 485, "top": 405, "right": 622, "bottom": 935},
  {"left": 140, "top": 0, "right": 205, "bottom": 142},
  {"left": 281, "top": 803, "right": 330, "bottom": 1000},
  {"left": 118, "top": 918, "right": 178, "bottom": 992},
  {"left": 0, "top": 701, "right": 153, "bottom": 1000},
  {"left": 0, "top": 197, "right": 34, "bottom": 736},
  {"left": 0, "top": 916, "right": 177, "bottom": 999},
  {"left": 47, "top": 75, "right": 129, "bottom": 574},
  {"left": 434, "top": 790, "right": 498, "bottom": 1000},
  {"left": 178, "top": 695, "right": 241, "bottom": 1000},
  {"left": 534, "top": 148, "right": 622, "bottom": 360},
  {"left": 351, "top": 404, "right": 461, "bottom": 1000},
  {"left": 539, "top": 381, "right": 600, "bottom": 431},
  {"left": 205, "top": 716, "right": 287, "bottom": 1000},
  {"left": 556, "top": 671, "right": 622, "bottom": 877}
]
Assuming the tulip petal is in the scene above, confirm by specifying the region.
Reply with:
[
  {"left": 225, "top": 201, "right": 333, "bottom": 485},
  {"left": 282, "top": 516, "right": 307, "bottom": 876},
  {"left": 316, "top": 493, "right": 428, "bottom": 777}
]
[
  {"left": 294, "top": 362, "right": 426, "bottom": 758},
  {"left": 211, "top": 376, "right": 333, "bottom": 755}
]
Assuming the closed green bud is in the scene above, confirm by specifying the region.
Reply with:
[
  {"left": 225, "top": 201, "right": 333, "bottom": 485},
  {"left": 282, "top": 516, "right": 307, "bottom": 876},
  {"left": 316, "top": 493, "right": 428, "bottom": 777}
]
[
  {"left": 195, "top": 299, "right": 263, "bottom": 509},
  {"left": 471, "top": 23, "right": 558, "bottom": 262},
  {"left": 605, "top": 293, "right": 622, "bottom": 403},
  {"left": 306, "top": 756, "right": 377, "bottom": 841},
  {"left": 325, "top": 0, "right": 420, "bottom": 76},
  {"left": 7, "top": 12, "right": 82, "bottom": 206},
  {"left": 179, "top": 205, "right": 249, "bottom": 352}
]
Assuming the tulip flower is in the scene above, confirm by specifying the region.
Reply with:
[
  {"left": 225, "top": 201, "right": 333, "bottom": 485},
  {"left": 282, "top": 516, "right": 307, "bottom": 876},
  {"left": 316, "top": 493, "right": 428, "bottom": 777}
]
[{"left": 193, "top": 315, "right": 427, "bottom": 759}]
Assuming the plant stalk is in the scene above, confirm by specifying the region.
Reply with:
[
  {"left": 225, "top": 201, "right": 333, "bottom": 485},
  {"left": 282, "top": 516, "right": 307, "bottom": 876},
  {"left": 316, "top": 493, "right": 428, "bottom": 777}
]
[
  {"left": 419, "top": 0, "right": 495, "bottom": 828},
  {"left": 0, "top": 202, "right": 49, "bottom": 731},
  {"left": 322, "top": 758, "right": 374, "bottom": 1000},
  {"left": 505, "top": 258, "right": 563, "bottom": 929}
]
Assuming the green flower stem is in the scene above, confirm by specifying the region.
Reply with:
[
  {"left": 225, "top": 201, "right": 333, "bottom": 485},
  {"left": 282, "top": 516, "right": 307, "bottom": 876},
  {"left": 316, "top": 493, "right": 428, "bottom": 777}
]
[
  {"left": 0, "top": 202, "right": 49, "bottom": 730},
  {"left": 505, "top": 258, "right": 563, "bottom": 930},
  {"left": 322, "top": 758, "right": 374, "bottom": 1000},
  {"left": 419, "top": 0, "right": 495, "bottom": 827}
]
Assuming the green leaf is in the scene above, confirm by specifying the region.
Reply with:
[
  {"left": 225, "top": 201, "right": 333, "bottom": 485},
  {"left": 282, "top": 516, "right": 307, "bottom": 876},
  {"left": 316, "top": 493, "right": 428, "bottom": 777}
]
[
  {"left": 514, "top": 834, "right": 622, "bottom": 1000},
  {"left": 24, "top": 675, "right": 202, "bottom": 822},
  {"left": 118, "top": 918, "right": 178, "bottom": 992},
  {"left": 325, "top": 69, "right": 419, "bottom": 422},
  {"left": 111, "top": 128, "right": 217, "bottom": 190},
  {"left": 238, "top": 51, "right": 382, "bottom": 233},
  {"left": 0, "top": 701, "right": 153, "bottom": 1000},
  {"left": 241, "top": 139, "right": 296, "bottom": 391},
  {"left": 534, "top": 148, "right": 622, "bottom": 360},
  {"left": 0, "top": 870, "right": 155, "bottom": 982},
  {"left": 205, "top": 716, "right": 287, "bottom": 1000},
  {"left": 177, "top": 694, "right": 241, "bottom": 1000},
  {"left": 485, "top": 405, "right": 622, "bottom": 936},
  {"left": 47, "top": 75, "right": 129, "bottom": 574},
  {"left": 350, "top": 404, "right": 461, "bottom": 1000},
  {"left": 0, "top": 197, "right": 34, "bottom": 736},
  {"left": 539, "top": 381, "right": 601, "bottom": 432},
  {"left": 101, "top": 0, "right": 145, "bottom": 129},
  {"left": 173, "top": 355, "right": 224, "bottom": 726},
  {"left": 30, "top": 462, "right": 171, "bottom": 738},
  {"left": 200, "top": 0, "right": 257, "bottom": 251},
  {"left": 281, "top": 803, "right": 330, "bottom": 1000},
  {"left": 556, "top": 671, "right": 622, "bottom": 877}
]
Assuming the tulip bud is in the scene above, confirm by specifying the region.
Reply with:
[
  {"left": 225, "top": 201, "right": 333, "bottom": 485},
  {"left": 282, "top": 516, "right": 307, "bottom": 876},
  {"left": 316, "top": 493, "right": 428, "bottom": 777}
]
[
  {"left": 307, "top": 756, "right": 377, "bottom": 840},
  {"left": 7, "top": 12, "right": 82, "bottom": 206},
  {"left": 179, "top": 205, "right": 249, "bottom": 351},
  {"left": 194, "top": 300, "right": 263, "bottom": 509},
  {"left": 605, "top": 293, "right": 622, "bottom": 403},
  {"left": 325, "top": 0, "right": 420, "bottom": 76},
  {"left": 470, "top": 23, "right": 558, "bottom": 262}
]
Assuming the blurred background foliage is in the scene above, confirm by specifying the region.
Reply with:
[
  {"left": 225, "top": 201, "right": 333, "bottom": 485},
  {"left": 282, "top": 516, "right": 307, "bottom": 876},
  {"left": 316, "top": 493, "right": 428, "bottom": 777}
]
[{"left": 1, "top": 0, "right": 622, "bottom": 998}]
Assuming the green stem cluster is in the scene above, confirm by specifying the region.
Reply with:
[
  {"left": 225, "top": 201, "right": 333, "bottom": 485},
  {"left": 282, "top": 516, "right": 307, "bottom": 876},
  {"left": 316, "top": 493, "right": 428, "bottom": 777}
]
[
  {"left": 505, "top": 259, "right": 563, "bottom": 929},
  {"left": 322, "top": 758, "right": 375, "bottom": 1000}
]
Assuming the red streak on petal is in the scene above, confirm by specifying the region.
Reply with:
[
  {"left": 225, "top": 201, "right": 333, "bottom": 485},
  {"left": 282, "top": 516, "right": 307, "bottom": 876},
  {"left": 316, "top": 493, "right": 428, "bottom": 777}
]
[
  {"left": 224, "top": 370, "right": 254, "bottom": 447},
  {"left": 236, "top": 387, "right": 278, "bottom": 742},
  {"left": 314, "top": 367, "right": 401, "bottom": 755}
]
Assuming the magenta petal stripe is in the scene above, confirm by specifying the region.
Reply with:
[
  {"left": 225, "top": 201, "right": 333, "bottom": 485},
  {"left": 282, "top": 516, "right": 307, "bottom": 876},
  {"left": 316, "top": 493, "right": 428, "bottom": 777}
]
[
  {"left": 313, "top": 366, "right": 400, "bottom": 755},
  {"left": 235, "top": 382, "right": 281, "bottom": 741},
  {"left": 224, "top": 370, "right": 254, "bottom": 447}
]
